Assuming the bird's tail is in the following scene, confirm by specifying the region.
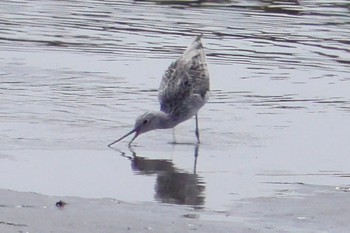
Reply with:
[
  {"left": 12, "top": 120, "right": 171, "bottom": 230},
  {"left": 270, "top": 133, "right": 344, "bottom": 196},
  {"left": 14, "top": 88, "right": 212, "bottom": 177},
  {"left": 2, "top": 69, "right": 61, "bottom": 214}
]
[{"left": 183, "top": 34, "right": 205, "bottom": 62}]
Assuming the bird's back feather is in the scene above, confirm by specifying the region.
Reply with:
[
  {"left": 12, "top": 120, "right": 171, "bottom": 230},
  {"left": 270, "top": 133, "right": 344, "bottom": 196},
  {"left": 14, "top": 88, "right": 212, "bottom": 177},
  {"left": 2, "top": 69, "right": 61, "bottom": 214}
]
[{"left": 158, "top": 35, "right": 210, "bottom": 122}]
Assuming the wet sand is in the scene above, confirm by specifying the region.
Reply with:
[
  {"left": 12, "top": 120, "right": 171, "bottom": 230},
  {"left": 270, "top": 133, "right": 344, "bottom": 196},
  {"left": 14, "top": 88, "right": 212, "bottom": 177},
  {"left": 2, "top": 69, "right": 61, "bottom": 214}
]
[{"left": 1, "top": 184, "right": 348, "bottom": 233}]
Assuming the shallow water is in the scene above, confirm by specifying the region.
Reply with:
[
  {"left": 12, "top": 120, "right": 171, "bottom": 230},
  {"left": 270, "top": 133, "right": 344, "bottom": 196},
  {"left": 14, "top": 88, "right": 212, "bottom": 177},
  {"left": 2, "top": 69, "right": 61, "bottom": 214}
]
[{"left": 1, "top": 0, "right": 350, "bottom": 212}]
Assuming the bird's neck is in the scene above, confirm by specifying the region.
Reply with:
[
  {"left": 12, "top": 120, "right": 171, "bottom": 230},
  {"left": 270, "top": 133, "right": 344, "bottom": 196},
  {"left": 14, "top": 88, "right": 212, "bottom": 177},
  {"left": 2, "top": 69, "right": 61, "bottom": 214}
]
[{"left": 155, "top": 111, "right": 178, "bottom": 129}]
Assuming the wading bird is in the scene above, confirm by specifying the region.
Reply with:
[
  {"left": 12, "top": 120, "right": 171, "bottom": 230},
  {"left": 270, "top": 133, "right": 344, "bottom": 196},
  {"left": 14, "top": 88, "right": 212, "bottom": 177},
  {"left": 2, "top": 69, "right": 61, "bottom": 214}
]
[{"left": 108, "top": 35, "right": 210, "bottom": 147}]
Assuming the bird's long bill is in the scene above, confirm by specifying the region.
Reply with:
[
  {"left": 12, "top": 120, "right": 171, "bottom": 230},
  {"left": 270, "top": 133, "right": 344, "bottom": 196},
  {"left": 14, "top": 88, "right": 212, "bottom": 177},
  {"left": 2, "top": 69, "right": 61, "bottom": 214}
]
[{"left": 108, "top": 128, "right": 139, "bottom": 147}]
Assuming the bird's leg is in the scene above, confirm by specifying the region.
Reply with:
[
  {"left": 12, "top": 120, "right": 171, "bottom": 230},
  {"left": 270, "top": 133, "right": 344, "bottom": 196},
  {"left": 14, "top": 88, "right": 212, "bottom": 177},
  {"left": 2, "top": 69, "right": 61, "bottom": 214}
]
[
  {"left": 172, "top": 128, "right": 177, "bottom": 144},
  {"left": 193, "top": 143, "right": 199, "bottom": 174},
  {"left": 195, "top": 114, "right": 200, "bottom": 144}
]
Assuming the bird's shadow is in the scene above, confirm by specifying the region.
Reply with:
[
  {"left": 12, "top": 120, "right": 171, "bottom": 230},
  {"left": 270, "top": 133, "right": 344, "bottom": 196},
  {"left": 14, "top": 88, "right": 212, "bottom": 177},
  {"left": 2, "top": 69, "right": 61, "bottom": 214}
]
[{"left": 109, "top": 144, "right": 204, "bottom": 207}]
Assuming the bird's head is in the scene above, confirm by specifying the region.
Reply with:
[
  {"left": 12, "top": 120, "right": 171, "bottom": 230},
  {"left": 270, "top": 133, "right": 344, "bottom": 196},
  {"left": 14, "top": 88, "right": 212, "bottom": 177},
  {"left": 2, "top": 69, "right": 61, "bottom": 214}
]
[
  {"left": 108, "top": 111, "right": 161, "bottom": 147},
  {"left": 133, "top": 112, "right": 160, "bottom": 136}
]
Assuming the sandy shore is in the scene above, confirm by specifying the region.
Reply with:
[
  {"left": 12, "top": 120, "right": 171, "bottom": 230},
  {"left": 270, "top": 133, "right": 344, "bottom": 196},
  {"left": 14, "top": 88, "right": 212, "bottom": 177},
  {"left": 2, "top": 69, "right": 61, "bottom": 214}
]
[
  {"left": 0, "top": 189, "right": 251, "bottom": 233},
  {"left": 1, "top": 184, "right": 349, "bottom": 233}
]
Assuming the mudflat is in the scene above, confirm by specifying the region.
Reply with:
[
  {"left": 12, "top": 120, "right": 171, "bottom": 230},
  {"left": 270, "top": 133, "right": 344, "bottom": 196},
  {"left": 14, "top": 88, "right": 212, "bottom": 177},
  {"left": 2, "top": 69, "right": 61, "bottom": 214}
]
[{"left": 1, "top": 184, "right": 348, "bottom": 233}]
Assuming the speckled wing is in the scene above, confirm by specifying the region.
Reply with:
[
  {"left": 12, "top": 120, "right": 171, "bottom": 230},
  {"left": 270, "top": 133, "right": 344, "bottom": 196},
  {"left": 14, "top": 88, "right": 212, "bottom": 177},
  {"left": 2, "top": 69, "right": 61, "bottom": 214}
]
[{"left": 158, "top": 35, "right": 210, "bottom": 119}]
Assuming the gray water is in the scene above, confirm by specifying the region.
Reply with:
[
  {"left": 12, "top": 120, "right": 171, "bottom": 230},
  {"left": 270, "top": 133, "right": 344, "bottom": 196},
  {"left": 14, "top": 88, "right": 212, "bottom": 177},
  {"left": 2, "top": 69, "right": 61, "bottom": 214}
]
[{"left": 1, "top": 0, "right": 350, "bottom": 212}]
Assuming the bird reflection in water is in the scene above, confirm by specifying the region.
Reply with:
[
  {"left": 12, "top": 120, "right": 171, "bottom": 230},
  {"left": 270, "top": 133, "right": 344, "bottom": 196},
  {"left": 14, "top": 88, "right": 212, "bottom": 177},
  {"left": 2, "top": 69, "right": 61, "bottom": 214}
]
[{"left": 116, "top": 145, "right": 205, "bottom": 207}]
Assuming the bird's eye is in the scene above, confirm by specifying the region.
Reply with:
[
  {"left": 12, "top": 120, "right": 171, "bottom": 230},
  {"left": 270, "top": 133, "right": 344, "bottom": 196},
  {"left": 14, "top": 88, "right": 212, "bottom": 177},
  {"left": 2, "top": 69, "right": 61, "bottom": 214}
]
[{"left": 143, "top": 119, "right": 149, "bottom": 124}]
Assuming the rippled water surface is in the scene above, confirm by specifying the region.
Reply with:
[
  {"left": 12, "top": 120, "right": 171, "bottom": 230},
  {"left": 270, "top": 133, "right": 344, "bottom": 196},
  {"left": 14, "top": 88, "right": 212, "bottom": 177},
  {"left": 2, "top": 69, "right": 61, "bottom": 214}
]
[{"left": 1, "top": 0, "right": 350, "bottom": 211}]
